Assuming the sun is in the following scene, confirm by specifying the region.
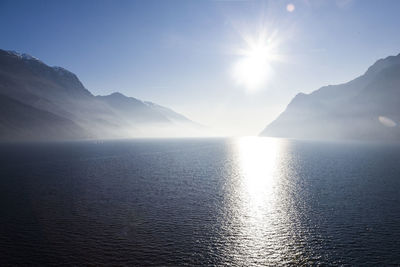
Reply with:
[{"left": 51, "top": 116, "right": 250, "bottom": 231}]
[{"left": 232, "top": 31, "right": 280, "bottom": 92}]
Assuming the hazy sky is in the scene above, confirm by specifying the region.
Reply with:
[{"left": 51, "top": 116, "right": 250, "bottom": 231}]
[{"left": 1, "top": 0, "right": 400, "bottom": 136}]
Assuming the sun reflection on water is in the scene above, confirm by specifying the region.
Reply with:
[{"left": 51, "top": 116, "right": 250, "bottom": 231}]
[
  {"left": 237, "top": 136, "right": 280, "bottom": 201},
  {"left": 224, "top": 136, "right": 296, "bottom": 265}
]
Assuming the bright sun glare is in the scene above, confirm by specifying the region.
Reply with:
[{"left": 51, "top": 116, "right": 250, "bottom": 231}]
[{"left": 232, "top": 31, "right": 280, "bottom": 92}]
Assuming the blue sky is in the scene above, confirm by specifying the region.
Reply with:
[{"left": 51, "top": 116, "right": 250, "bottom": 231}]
[{"left": 1, "top": 0, "right": 400, "bottom": 135}]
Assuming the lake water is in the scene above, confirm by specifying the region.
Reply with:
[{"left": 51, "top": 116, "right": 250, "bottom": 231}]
[{"left": 1, "top": 137, "right": 400, "bottom": 265}]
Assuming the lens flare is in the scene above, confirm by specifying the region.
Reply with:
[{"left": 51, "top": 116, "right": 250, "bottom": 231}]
[
  {"left": 379, "top": 116, "right": 397, "bottom": 127},
  {"left": 286, "top": 3, "right": 295, "bottom": 12}
]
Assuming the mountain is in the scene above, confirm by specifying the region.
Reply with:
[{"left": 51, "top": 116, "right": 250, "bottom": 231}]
[
  {"left": 96, "top": 92, "right": 171, "bottom": 125},
  {"left": 0, "top": 49, "right": 202, "bottom": 141},
  {"left": 0, "top": 94, "right": 86, "bottom": 141},
  {"left": 260, "top": 53, "right": 400, "bottom": 141},
  {"left": 143, "top": 101, "right": 200, "bottom": 125}
]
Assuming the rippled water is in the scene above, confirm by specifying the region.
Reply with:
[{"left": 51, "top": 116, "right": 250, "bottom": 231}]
[{"left": 1, "top": 137, "right": 400, "bottom": 265}]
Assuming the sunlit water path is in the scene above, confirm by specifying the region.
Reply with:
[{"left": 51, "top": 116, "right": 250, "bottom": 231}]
[{"left": 1, "top": 137, "right": 400, "bottom": 265}]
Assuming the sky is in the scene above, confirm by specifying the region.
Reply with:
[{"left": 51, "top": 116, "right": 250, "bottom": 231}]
[{"left": 1, "top": 0, "right": 400, "bottom": 136}]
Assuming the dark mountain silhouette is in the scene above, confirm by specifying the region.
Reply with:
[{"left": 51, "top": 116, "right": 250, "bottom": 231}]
[
  {"left": 0, "top": 94, "right": 86, "bottom": 141},
  {"left": 0, "top": 49, "right": 202, "bottom": 141},
  {"left": 260, "top": 53, "right": 400, "bottom": 141}
]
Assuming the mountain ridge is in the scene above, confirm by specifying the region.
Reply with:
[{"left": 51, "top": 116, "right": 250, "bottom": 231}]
[
  {"left": 0, "top": 49, "right": 203, "bottom": 141},
  {"left": 260, "top": 53, "right": 400, "bottom": 141}
]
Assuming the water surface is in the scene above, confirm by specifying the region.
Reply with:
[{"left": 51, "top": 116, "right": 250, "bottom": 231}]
[{"left": 1, "top": 137, "right": 400, "bottom": 265}]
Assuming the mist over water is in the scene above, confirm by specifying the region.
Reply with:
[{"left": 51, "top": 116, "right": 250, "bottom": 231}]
[{"left": 1, "top": 138, "right": 400, "bottom": 265}]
